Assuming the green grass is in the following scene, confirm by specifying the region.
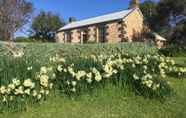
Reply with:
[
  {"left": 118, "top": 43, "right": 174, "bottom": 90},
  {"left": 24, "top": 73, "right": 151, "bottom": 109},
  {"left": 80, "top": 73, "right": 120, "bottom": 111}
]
[
  {"left": 0, "top": 42, "right": 185, "bottom": 118},
  {"left": 172, "top": 57, "right": 186, "bottom": 67},
  {"left": 17, "top": 42, "right": 158, "bottom": 57},
  {"left": 1, "top": 77, "right": 186, "bottom": 118}
]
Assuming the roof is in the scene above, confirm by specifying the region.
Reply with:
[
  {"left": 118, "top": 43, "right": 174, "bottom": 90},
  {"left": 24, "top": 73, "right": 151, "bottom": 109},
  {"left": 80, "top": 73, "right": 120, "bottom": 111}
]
[
  {"left": 153, "top": 33, "right": 167, "bottom": 41},
  {"left": 169, "top": 15, "right": 186, "bottom": 27},
  {"left": 59, "top": 8, "right": 138, "bottom": 31}
]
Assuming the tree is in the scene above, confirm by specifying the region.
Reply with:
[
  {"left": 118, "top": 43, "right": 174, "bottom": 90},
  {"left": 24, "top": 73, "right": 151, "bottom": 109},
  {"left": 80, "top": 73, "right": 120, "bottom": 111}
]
[
  {"left": 169, "top": 21, "right": 186, "bottom": 45},
  {"left": 157, "top": 0, "right": 186, "bottom": 26},
  {"left": 31, "top": 11, "right": 65, "bottom": 42},
  {"left": 129, "top": 0, "right": 140, "bottom": 9},
  {"left": 155, "top": 0, "right": 186, "bottom": 44},
  {"left": 140, "top": 0, "right": 160, "bottom": 31},
  {"left": 0, "top": 0, "right": 33, "bottom": 41}
]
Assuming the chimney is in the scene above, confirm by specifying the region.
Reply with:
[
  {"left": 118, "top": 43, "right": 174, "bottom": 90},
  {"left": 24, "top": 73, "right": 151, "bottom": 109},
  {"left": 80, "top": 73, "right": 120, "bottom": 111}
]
[
  {"left": 129, "top": 0, "right": 140, "bottom": 9},
  {"left": 68, "top": 17, "right": 77, "bottom": 23}
]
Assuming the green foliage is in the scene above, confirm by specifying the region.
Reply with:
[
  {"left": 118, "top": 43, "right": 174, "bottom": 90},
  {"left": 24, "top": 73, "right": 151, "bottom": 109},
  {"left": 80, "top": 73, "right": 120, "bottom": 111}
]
[
  {"left": 157, "top": 0, "right": 186, "bottom": 25},
  {"left": 159, "top": 45, "right": 186, "bottom": 57},
  {"left": 0, "top": 0, "right": 33, "bottom": 41},
  {"left": 140, "top": 0, "right": 160, "bottom": 31},
  {"left": 15, "top": 37, "right": 36, "bottom": 43},
  {"left": 54, "top": 42, "right": 157, "bottom": 57},
  {"left": 140, "top": 0, "right": 186, "bottom": 44},
  {"left": 169, "top": 21, "right": 186, "bottom": 45},
  {"left": 31, "top": 11, "right": 65, "bottom": 42}
]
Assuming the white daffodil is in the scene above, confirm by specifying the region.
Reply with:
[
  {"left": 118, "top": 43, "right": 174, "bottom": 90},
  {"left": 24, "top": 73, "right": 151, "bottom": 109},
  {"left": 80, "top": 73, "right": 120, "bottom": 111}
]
[
  {"left": 0, "top": 86, "right": 6, "bottom": 94},
  {"left": 45, "top": 90, "right": 49, "bottom": 95},
  {"left": 87, "top": 72, "right": 92, "bottom": 79},
  {"left": 40, "top": 75, "right": 49, "bottom": 87},
  {"left": 75, "top": 71, "right": 86, "bottom": 80},
  {"left": 133, "top": 74, "right": 139, "bottom": 80},
  {"left": 15, "top": 86, "right": 24, "bottom": 95},
  {"left": 71, "top": 81, "right": 77, "bottom": 86},
  {"left": 8, "top": 84, "right": 15, "bottom": 90},
  {"left": 32, "top": 90, "right": 37, "bottom": 97},
  {"left": 23, "top": 79, "right": 34, "bottom": 88},
  {"left": 71, "top": 88, "right": 76, "bottom": 92},
  {"left": 12, "top": 50, "right": 24, "bottom": 58},
  {"left": 24, "top": 89, "right": 31, "bottom": 95},
  {"left": 37, "top": 94, "right": 42, "bottom": 100},
  {"left": 12, "top": 78, "right": 21, "bottom": 86},
  {"left": 27, "top": 66, "right": 33, "bottom": 71},
  {"left": 95, "top": 73, "right": 102, "bottom": 82},
  {"left": 40, "top": 67, "right": 47, "bottom": 74},
  {"left": 57, "top": 65, "right": 63, "bottom": 72}
]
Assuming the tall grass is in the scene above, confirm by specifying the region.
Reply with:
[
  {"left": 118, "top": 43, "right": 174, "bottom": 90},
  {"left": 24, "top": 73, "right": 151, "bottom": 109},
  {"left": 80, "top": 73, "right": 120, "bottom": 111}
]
[{"left": 0, "top": 42, "right": 166, "bottom": 112}]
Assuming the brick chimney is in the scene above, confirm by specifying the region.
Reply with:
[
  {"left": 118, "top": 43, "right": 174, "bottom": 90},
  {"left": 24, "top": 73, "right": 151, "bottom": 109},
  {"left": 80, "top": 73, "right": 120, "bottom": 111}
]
[{"left": 129, "top": 0, "right": 140, "bottom": 9}]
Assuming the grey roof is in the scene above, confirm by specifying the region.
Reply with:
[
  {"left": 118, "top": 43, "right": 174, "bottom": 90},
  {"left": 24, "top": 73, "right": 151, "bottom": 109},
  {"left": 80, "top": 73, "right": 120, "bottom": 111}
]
[
  {"left": 59, "top": 8, "right": 136, "bottom": 31},
  {"left": 169, "top": 15, "right": 186, "bottom": 27}
]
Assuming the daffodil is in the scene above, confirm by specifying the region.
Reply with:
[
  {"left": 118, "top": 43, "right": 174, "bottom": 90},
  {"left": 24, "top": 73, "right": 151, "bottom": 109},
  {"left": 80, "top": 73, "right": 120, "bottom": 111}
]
[
  {"left": 8, "top": 84, "right": 15, "bottom": 90},
  {"left": 0, "top": 86, "right": 6, "bottom": 94},
  {"left": 23, "top": 79, "right": 35, "bottom": 88},
  {"left": 40, "top": 66, "right": 47, "bottom": 74},
  {"left": 133, "top": 74, "right": 139, "bottom": 80},
  {"left": 32, "top": 90, "right": 37, "bottom": 97},
  {"left": 75, "top": 71, "right": 86, "bottom": 80},
  {"left": 37, "top": 94, "right": 42, "bottom": 100},
  {"left": 71, "top": 81, "right": 77, "bottom": 86},
  {"left": 24, "top": 89, "right": 31, "bottom": 95},
  {"left": 57, "top": 65, "right": 63, "bottom": 72},
  {"left": 12, "top": 78, "right": 21, "bottom": 86},
  {"left": 40, "top": 75, "right": 49, "bottom": 87}
]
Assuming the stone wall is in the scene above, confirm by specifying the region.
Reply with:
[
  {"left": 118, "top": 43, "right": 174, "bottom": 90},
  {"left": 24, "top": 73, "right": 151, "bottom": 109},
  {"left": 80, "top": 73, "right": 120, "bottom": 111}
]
[
  {"left": 124, "top": 9, "right": 144, "bottom": 42},
  {"left": 71, "top": 29, "right": 81, "bottom": 43},
  {"left": 55, "top": 32, "right": 64, "bottom": 43},
  {"left": 106, "top": 22, "right": 122, "bottom": 43},
  {"left": 88, "top": 26, "right": 97, "bottom": 42}
]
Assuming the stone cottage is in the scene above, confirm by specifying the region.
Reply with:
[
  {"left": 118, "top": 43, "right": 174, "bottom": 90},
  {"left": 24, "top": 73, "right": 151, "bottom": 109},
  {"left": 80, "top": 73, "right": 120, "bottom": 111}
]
[{"left": 56, "top": 8, "right": 144, "bottom": 43}]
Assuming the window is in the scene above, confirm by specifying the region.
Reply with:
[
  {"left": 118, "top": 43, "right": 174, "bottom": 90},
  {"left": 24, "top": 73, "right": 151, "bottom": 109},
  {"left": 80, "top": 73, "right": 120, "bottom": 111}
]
[
  {"left": 98, "top": 25, "right": 107, "bottom": 43},
  {"left": 82, "top": 30, "right": 88, "bottom": 43},
  {"left": 65, "top": 31, "right": 72, "bottom": 43},
  {"left": 80, "top": 29, "right": 89, "bottom": 43}
]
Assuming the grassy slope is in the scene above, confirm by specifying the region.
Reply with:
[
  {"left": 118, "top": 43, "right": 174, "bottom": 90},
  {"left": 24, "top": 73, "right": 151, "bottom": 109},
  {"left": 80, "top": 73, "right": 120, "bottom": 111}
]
[{"left": 0, "top": 43, "right": 185, "bottom": 118}]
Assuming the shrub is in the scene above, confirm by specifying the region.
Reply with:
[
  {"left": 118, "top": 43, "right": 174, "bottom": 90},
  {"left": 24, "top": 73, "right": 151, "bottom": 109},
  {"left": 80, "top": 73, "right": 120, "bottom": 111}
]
[{"left": 159, "top": 45, "right": 186, "bottom": 57}]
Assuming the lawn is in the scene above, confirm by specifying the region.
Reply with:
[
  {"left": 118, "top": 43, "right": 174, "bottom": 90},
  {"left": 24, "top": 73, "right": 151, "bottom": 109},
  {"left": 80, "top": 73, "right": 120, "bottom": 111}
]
[{"left": 0, "top": 42, "right": 185, "bottom": 118}]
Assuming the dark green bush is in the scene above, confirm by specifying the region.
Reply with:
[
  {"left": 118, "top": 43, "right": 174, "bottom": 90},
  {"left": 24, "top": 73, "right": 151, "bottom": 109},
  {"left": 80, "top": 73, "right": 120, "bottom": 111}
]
[{"left": 159, "top": 45, "right": 186, "bottom": 57}]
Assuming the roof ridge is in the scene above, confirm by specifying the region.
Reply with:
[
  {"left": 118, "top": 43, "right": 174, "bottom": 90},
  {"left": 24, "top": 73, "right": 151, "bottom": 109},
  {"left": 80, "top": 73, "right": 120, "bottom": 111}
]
[
  {"left": 59, "top": 8, "right": 137, "bottom": 31},
  {"left": 69, "top": 8, "right": 134, "bottom": 24}
]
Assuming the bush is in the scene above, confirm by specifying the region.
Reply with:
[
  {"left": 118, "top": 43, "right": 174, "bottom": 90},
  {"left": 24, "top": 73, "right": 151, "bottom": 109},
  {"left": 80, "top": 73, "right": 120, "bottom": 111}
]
[{"left": 159, "top": 45, "right": 186, "bottom": 57}]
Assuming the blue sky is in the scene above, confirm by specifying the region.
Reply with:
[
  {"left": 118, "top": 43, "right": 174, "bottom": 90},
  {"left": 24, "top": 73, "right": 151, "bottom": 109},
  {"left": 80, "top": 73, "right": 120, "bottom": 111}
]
[{"left": 16, "top": 0, "right": 147, "bottom": 37}]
